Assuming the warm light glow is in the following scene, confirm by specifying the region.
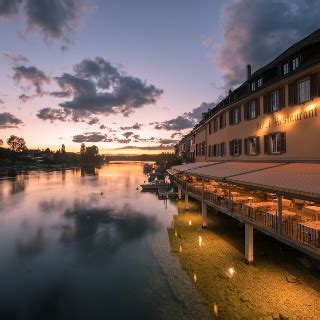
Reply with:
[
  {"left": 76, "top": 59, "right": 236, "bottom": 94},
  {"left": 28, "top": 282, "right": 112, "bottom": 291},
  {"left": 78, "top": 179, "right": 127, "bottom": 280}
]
[
  {"left": 174, "top": 230, "right": 178, "bottom": 237},
  {"left": 213, "top": 303, "right": 219, "bottom": 317},
  {"left": 193, "top": 273, "right": 197, "bottom": 283},
  {"left": 228, "top": 267, "right": 235, "bottom": 277},
  {"left": 189, "top": 220, "right": 192, "bottom": 226},
  {"left": 199, "top": 236, "right": 202, "bottom": 247},
  {"left": 179, "top": 245, "right": 182, "bottom": 253}
]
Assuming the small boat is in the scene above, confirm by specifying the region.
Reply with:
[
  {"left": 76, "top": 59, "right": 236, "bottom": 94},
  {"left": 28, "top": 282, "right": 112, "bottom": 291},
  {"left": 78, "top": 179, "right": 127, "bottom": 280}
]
[{"left": 140, "top": 179, "right": 167, "bottom": 191}]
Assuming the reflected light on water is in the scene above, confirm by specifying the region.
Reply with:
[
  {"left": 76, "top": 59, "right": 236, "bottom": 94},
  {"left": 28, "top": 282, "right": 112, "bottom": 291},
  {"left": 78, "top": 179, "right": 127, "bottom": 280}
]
[
  {"left": 228, "top": 267, "right": 235, "bottom": 277},
  {"left": 193, "top": 273, "right": 197, "bottom": 283},
  {"left": 199, "top": 236, "right": 202, "bottom": 247},
  {"left": 213, "top": 303, "right": 219, "bottom": 318}
]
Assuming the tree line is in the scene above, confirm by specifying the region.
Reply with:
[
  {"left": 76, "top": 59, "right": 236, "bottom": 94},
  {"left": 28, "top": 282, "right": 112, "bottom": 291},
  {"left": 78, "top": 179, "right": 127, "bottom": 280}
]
[{"left": 0, "top": 135, "right": 105, "bottom": 167}]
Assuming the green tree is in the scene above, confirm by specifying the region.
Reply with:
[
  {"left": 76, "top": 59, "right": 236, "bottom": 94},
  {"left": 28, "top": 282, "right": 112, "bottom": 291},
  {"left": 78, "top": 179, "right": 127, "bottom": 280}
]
[{"left": 7, "top": 135, "right": 26, "bottom": 152}]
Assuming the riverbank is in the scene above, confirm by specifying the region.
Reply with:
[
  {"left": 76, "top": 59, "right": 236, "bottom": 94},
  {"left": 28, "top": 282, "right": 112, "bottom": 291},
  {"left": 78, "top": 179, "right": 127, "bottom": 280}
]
[{"left": 168, "top": 198, "right": 320, "bottom": 319}]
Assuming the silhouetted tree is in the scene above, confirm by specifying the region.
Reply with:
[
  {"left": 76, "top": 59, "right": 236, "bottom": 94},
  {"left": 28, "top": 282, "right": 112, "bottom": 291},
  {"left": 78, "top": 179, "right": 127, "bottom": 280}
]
[
  {"left": 7, "top": 135, "right": 27, "bottom": 152},
  {"left": 80, "top": 143, "right": 86, "bottom": 155},
  {"left": 61, "top": 144, "right": 66, "bottom": 154},
  {"left": 0, "top": 139, "right": 3, "bottom": 146}
]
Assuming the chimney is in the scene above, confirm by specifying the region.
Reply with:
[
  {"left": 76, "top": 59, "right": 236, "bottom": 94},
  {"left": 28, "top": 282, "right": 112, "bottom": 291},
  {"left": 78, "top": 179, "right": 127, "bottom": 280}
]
[{"left": 246, "top": 64, "right": 251, "bottom": 80}]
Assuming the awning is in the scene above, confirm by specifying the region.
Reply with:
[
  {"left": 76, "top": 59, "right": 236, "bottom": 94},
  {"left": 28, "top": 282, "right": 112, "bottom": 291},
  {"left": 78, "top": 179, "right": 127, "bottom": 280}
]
[
  {"left": 171, "top": 161, "right": 221, "bottom": 172},
  {"left": 228, "top": 163, "right": 320, "bottom": 199},
  {"left": 187, "top": 161, "right": 284, "bottom": 180}
]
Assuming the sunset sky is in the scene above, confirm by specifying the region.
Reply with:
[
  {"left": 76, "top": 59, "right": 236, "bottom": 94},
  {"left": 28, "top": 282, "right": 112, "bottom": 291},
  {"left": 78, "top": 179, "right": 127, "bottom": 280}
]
[{"left": 0, "top": 0, "right": 319, "bottom": 154}]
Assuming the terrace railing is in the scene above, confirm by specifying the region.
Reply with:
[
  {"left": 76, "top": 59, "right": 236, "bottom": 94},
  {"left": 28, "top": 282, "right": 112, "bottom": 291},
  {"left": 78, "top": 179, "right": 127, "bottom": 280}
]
[{"left": 174, "top": 180, "right": 319, "bottom": 251}]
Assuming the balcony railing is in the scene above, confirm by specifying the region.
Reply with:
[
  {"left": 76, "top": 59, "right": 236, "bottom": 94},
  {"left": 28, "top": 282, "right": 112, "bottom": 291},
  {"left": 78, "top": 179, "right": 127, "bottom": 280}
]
[{"left": 173, "top": 180, "right": 319, "bottom": 251}]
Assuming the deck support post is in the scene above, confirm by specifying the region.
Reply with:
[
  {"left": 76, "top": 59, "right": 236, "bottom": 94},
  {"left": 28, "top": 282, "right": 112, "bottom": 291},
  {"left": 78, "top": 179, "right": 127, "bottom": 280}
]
[
  {"left": 201, "top": 201, "right": 207, "bottom": 228},
  {"left": 178, "top": 186, "right": 182, "bottom": 200},
  {"left": 245, "top": 223, "right": 254, "bottom": 264},
  {"left": 277, "top": 192, "right": 283, "bottom": 235},
  {"left": 228, "top": 184, "right": 232, "bottom": 211},
  {"left": 185, "top": 192, "right": 189, "bottom": 210}
]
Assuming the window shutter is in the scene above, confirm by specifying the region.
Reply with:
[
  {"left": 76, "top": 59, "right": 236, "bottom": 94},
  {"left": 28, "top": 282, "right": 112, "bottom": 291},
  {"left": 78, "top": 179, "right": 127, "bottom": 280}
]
[
  {"left": 256, "top": 98, "right": 260, "bottom": 117},
  {"left": 223, "top": 114, "right": 226, "bottom": 128},
  {"left": 263, "top": 94, "right": 270, "bottom": 114},
  {"left": 229, "top": 141, "right": 233, "bottom": 156},
  {"left": 221, "top": 142, "right": 225, "bottom": 156},
  {"left": 288, "top": 82, "right": 296, "bottom": 106},
  {"left": 229, "top": 110, "right": 233, "bottom": 125},
  {"left": 238, "top": 107, "right": 242, "bottom": 122},
  {"left": 257, "top": 136, "right": 261, "bottom": 154},
  {"left": 244, "top": 138, "right": 248, "bottom": 155},
  {"left": 244, "top": 104, "right": 248, "bottom": 120},
  {"left": 264, "top": 135, "right": 270, "bottom": 154},
  {"left": 280, "top": 132, "right": 286, "bottom": 153},
  {"left": 238, "top": 139, "right": 242, "bottom": 155},
  {"left": 310, "top": 73, "right": 318, "bottom": 99},
  {"left": 279, "top": 87, "right": 285, "bottom": 109}
]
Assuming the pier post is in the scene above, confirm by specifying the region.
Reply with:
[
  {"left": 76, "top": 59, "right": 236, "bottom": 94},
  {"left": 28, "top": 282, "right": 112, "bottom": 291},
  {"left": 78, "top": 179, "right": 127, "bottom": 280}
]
[
  {"left": 201, "top": 201, "right": 207, "bottom": 228},
  {"left": 245, "top": 223, "right": 254, "bottom": 264},
  {"left": 277, "top": 193, "right": 283, "bottom": 235},
  {"left": 178, "top": 186, "right": 182, "bottom": 200},
  {"left": 185, "top": 192, "right": 189, "bottom": 210}
]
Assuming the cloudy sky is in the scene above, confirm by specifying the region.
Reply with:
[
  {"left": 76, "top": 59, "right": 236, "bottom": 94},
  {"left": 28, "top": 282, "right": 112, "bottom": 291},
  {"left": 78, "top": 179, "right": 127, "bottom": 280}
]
[{"left": 0, "top": 0, "right": 319, "bottom": 154}]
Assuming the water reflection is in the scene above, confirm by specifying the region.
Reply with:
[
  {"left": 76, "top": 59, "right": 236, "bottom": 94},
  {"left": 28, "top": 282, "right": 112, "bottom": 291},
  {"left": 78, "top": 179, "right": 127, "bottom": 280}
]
[
  {"left": 11, "top": 175, "right": 28, "bottom": 195},
  {"left": 0, "top": 164, "right": 185, "bottom": 319},
  {"left": 62, "top": 201, "right": 159, "bottom": 260}
]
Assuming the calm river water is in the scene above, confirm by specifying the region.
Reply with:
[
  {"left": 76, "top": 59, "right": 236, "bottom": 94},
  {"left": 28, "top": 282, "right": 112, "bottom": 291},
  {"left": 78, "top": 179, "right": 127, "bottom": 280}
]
[
  {"left": 0, "top": 163, "right": 193, "bottom": 320},
  {"left": 1, "top": 163, "right": 319, "bottom": 320}
]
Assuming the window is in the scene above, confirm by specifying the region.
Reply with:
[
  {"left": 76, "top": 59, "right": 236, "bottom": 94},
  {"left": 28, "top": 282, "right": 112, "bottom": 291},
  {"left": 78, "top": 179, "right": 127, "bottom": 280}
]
[
  {"left": 220, "top": 142, "right": 225, "bottom": 157},
  {"left": 283, "top": 63, "right": 289, "bottom": 75},
  {"left": 270, "top": 90, "right": 280, "bottom": 111},
  {"left": 251, "top": 82, "right": 256, "bottom": 91},
  {"left": 229, "top": 139, "right": 241, "bottom": 156},
  {"left": 257, "top": 78, "right": 263, "bottom": 87},
  {"left": 248, "top": 101, "right": 256, "bottom": 119},
  {"left": 213, "top": 118, "right": 218, "bottom": 132},
  {"left": 208, "top": 121, "right": 212, "bottom": 134},
  {"left": 219, "top": 113, "right": 226, "bottom": 129},
  {"left": 201, "top": 141, "right": 205, "bottom": 156},
  {"left": 248, "top": 137, "right": 259, "bottom": 155},
  {"left": 229, "top": 107, "right": 241, "bottom": 125},
  {"left": 292, "top": 57, "right": 300, "bottom": 71},
  {"left": 264, "top": 132, "right": 286, "bottom": 154},
  {"left": 208, "top": 145, "right": 212, "bottom": 157},
  {"left": 271, "top": 133, "right": 281, "bottom": 154},
  {"left": 245, "top": 99, "right": 260, "bottom": 120},
  {"left": 297, "top": 78, "right": 310, "bottom": 103}
]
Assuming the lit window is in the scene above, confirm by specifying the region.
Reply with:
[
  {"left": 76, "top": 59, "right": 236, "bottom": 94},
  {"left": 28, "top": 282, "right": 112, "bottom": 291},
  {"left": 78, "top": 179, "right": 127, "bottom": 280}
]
[
  {"left": 270, "top": 90, "right": 280, "bottom": 111},
  {"left": 257, "top": 78, "right": 262, "bottom": 87},
  {"left": 271, "top": 133, "right": 281, "bottom": 154},
  {"left": 249, "top": 137, "right": 258, "bottom": 155},
  {"left": 292, "top": 57, "right": 300, "bottom": 71},
  {"left": 283, "top": 63, "right": 289, "bottom": 75},
  {"left": 251, "top": 82, "right": 256, "bottom": 91},
  {"left": 248, "top": 101, "right": 256, "bottom": 119},
  {"left": 297, "top": 78, "right": 310, "bottom": 103}
]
